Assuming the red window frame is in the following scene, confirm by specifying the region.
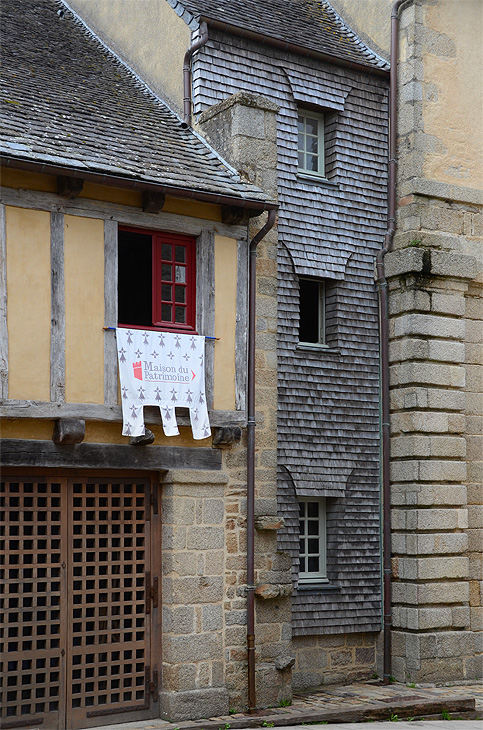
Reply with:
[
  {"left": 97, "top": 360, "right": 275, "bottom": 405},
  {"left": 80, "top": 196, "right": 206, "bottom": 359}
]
[{"left": 118, "top": 226, "right": 197, "bottom": 333}]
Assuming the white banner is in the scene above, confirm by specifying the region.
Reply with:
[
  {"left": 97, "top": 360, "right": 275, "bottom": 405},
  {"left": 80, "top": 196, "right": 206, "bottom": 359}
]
[{"left": 116, "top": 328, "right": 211, "bottom": 440}]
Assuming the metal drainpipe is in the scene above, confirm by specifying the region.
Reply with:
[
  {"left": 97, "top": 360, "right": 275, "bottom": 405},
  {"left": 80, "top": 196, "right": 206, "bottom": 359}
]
[
  {"left": 183, "top": 22, "right": 209, "bottom": 126},
  {"left": 247, "top": 209, "right": 277, "bottom": 712},
  {"left": 376, "top": 0, "right": 414, "bottom": 685}
]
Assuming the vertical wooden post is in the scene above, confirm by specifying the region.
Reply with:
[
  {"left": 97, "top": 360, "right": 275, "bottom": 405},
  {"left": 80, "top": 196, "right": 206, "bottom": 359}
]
[
  {"left": 196, "top": 229, "right": 215, "bottom": 408},
  {"left": 104, "top": 219, "right": 118, "bottom": 405},
  {"left": 235, "top": 238, "right": 248, "bottom": 411},
  {"left": 50, "top": 211, "right": 65, "bottom": 402},
  {"left": 0, "top": 204, "right": 8, "bottom": 400}
]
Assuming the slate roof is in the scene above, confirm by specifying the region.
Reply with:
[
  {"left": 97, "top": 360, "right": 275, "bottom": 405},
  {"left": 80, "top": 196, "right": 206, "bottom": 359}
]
[
  {"left": 168, "top": 0, "right": 389, "bottom": 71},
  {"left": 0, "top": 0, "right": 271, "bottom": 205}
]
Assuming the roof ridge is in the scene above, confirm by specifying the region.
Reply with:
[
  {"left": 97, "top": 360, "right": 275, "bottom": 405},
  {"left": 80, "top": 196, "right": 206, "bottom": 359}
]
[
  {"left": 321, "top": 0, "right": 389, "bottom": 69},
  {"left": 59, "top": 0, "right": 246, "bottom": 185}
]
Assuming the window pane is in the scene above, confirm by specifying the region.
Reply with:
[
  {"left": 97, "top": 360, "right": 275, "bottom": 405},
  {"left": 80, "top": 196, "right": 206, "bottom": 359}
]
[
  {"left": 298, "top": 151, "right": 305, "bottom": 168},
  {"left": 174, "top": 246, "right": 186, "bottom": 263},
  {"left": 161, "top": 243, "right": 171, "bottom": 260},
  {"left": 297, "top": 116, "right": 305, "bottom": 133},
  {"left": 175, "top": 265, "right": 186, "bottom": 283},
  {"left": 308, "top": 538, "right": 319, "bottom": 553},
  {"left": 161, "top": 284, "right": 172, "bottom": 301},
  {"left": 161, "top": 264, "right": 172, "bottom": 281},
  {"left": 161, "top": 304, "right": 171, "bottom": 321},
  {"left": 299, "top": 502, "right": 306, "bottom": 518},
  {"left": 299, "top": 557, "right": 305, "bottom": 573},
  {"left": 307, "top": 136, "right": 318, "bottom": 154},
  {"left": 175, "top": 306, "right": 186, "bottom": 324},
  {"left": 306, "top": 117, "right": 318, "bottom": 135},
  {"left": 298, "top": 133, "right": 305, "bottom": 151},
  {"left": 308, "top": 520, "right": 318, "bottom": 535},
  {"left": 175, "top": 285, "right": 185, "bottom": 304},
  {"left": 307, "top": 502, "right": 319, "bottom": 518},
  {"left": 308, "top": 556, "right": 319, "bottom": 572},
  {"left": 307, "top": 154, "right": 318, "bottom": 172},
  {"left": 299, "top": 539, "right": 305, "bottom": 553}
]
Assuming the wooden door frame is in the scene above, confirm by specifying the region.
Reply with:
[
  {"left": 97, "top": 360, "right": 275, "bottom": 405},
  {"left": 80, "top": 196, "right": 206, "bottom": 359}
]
[{"left": 1, "top": 468, "right": 162, "bottom": 730}]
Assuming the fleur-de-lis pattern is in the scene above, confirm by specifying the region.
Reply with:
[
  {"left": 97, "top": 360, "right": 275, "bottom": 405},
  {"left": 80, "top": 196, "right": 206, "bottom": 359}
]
[{"left": 116, "top": 328, "right": 211, "bottom": 440}]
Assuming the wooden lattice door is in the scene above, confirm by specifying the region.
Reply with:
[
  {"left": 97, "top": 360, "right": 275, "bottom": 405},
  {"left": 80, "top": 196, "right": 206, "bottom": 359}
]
[{"left": 0, "top": 471, "right": 161, "bottom": 730}]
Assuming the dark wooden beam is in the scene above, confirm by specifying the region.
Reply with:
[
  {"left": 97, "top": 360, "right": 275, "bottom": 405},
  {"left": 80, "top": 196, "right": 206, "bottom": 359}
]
[
  {"left": 222, "top": 205, "right": 249, "bottom": 225},
  {"left": 142, "top": 190, "right": 165, "bottom": 213},
  {"left": 52, "top": 418, "right": 85, "bottom": 445},
  {"left": 0, "top": 439, "right": 222, "bottom": 471},
  {"left": 57, "top": 175, "right": 84, "bottom": 199}
]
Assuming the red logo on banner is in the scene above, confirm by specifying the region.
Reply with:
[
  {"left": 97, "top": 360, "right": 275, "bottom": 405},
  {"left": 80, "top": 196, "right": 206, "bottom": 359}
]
[{"left": 133, "top": 361, "right": 143, "bottom": 380}]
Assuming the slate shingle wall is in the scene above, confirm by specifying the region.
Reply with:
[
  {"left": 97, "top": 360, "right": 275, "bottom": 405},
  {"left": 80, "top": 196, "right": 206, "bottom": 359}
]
[{"left": 192, "top": 32, "right": 387, "bottom": 635}]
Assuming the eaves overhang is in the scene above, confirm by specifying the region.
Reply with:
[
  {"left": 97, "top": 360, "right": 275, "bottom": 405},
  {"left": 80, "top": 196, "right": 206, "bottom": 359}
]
[{"left": 0, "top": 154, "right": 278, "bottom": 212}]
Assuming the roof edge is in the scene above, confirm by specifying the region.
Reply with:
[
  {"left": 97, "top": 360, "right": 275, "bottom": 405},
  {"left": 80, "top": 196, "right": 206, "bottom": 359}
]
[
  {"left": 200, "top": 17, "right": 389, "bottom": 77},
  {"left": 60, "top": 0, "right": 259, "bottom": 189},
  {"left": 0, "top": 156, "right": 278, "bottom": 211}
]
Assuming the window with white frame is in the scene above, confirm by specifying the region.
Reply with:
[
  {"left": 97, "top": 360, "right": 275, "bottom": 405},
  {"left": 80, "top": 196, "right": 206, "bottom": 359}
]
[
  {"left": 299, "top": 278, "right": 326, "bottom": 346},
  {"left": 298, "top": 498, "right": 327, "bottom": 583},
  {"left": 298, "top": 110, "right": 325, "bottom": 178}
]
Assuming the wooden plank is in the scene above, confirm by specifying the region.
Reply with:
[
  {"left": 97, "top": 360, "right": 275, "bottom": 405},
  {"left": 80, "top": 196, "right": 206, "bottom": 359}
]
[
  {"left": 104, "top": 220, "right": 118, "bottom": 405},
  {"left": 0, "top": 204, "right": 8, "bottom": 399},
  {"left": 50, "top": 211, "right": 65, "bottom": 402},
  {"left": 235, "top": 239, "right": 248, "bottom": 411},
  {"left": 196, "top": 229, "right": 215, "bottom": 409},
  {"left": 0, "top": 439, "right": 223, "bottom": 471},
  {"left": 0, "top": 187, "right": 248, "bottom": 241},
  {"left": 0, "top": 400, "right": 246, "bottom": 426}
]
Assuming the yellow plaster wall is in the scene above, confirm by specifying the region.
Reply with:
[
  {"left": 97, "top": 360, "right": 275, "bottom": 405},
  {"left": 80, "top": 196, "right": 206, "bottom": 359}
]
[
  {"left": 1, "top": 170, "right": 224, "bottom": 222},
  {"left": 423, "top": 0, "right": 483, "bottom": 188},
  {"left": 328, "top": 0, "right": 391, "bottom": 59},
  {"left": 0, "top": 418, "right": 211, "bottom": 447},
  {"left": 64, "top": 215, "right": 105, "bottom": 404},
  {"left": 67, "top": 0, "right": 190, "bottom": 117},
  {"left": 6, "top": 207, "right": 51, "bottom": 400},
  {"left": 213, "top": 235, "right": 237, "bottom": 411},
  {"left": 1, "top": 168, "right": 57, "bottom": 193}
]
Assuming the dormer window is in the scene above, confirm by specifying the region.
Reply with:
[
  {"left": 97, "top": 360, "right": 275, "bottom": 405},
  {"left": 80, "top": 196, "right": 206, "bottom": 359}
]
[{"left": 297, "top": 110, "right": 325, "bottom": 178}]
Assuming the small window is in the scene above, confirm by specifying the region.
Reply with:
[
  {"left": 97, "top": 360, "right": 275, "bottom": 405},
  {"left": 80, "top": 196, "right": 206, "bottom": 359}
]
[
  {"left": 298, "top": 498, "right": 327, "bottom": 583},
  {"left": 299, "top": 279, "right": 325, "bottom": 346},
  {"left": 118, "top": 227, "right": 196, "bottom": 333},
  {"left": 298, "top": 110, "right": 325, "bottom": 178}
]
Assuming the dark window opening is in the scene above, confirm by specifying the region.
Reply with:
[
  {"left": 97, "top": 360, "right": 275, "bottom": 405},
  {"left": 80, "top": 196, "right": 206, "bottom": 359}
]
[
  {"left": 118, "top": 227, "right": 196, "bottom": 332},
  {"left": 299, "top": 278, "right": 324, "bottom": 345}
]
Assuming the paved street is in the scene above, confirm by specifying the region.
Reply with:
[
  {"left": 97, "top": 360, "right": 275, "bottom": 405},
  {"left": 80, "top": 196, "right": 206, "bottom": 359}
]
[{"left": 87, "top": 681, "right": 483, "bottom": 730}]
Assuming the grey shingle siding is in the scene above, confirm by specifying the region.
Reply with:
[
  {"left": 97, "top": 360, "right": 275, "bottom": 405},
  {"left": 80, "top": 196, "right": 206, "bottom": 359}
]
[{"left": 192, "top": 30, "right": 387, "bottom": 635}]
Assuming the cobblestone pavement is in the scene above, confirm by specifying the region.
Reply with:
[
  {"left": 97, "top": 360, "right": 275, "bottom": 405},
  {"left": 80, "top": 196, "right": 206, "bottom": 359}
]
[{"left": 89, "top": 680, "right": 483, "bottom": 730}]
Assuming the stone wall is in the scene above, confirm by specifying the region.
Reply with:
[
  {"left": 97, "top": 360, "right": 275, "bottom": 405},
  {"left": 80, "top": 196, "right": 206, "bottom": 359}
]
[
  {"left": 159, "top": 92, "right": 291, "bottom": 719},
  {"left": 385, "top": 0, "right": 483, "bottom": 684},
  {"left": 292, "top": 633, "right": 378, "bottom": 690},
  {"left": 386, "top": 238, "right": 480, "bottom": 682}
]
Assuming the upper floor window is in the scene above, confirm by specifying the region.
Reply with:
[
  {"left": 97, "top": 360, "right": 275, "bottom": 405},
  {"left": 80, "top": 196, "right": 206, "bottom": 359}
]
[
  {"left": 118, "top": 227, "right": 196, "bottom": 333},
  {"left": 299, "top": 278, "right": 326, "bottom": 346},
  {"left": 298, "top": 110, "right": 325, "bottom": 178},
  {"left": 299, "top": 498, "right": 327, "bottom": 583}
]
